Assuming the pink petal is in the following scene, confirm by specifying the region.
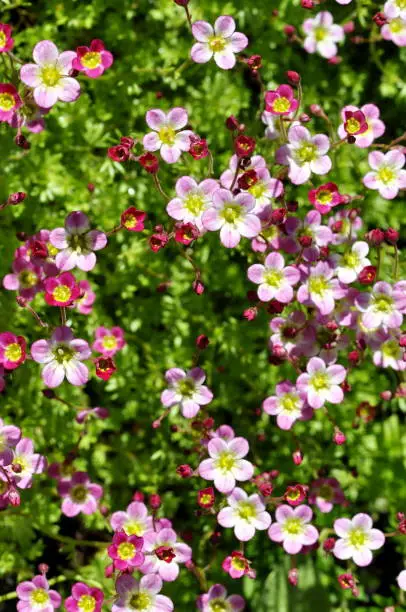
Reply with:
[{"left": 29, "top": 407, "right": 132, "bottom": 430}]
[
  {"left": 191, "top": 42, "right": 213, "bottom": 64},
  {"left": 192, "top": 20, "right": 214, "bottom": 42},
  {"left": 214, "top": 48, "right": 236, "bottom": 70},
  {"left": 214, "top": 16, "right": 236, "bottom": 37},
  {"left": 167, "top": 107, "right": 188, "bottom": 130},
  {"left": 20, "top": 64, "right": 41, "bottom": 87},
  {"left": 146, "top": 109, "right": 167, "bottom": 130},
  {"left": 33, "top": 40, "right": 59, "bottom": 65}
]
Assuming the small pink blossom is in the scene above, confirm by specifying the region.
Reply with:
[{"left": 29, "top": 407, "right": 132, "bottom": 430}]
[
  {"left": 296, "top": 356, "right": 346, "bottom": 409},
  {"left": 108, "top": 531, "right": 145, "bottom": 571},
  {"left": 9, "top": 437, "right": 46, "bottom": 489},
  {"left": 65, "top": 583, "right": 104, "bottom": 612},
  {"left": 110, "top": 501, "right": 151, "bottom": 537},
  {"left": 92, "top": 326, "right": 125, "bottom": 357},
  {"left": 72, "top": 39, "right": 113, "bottom": 78},
  {"left": 16, "top": 575, "right": 61, "bottom": 612},
  {"left": 197, "top": 584, "right": 245, "bottom": 612},
  {"left": 191, "top": 16, "right": 248, "bottom": 70},
  {"left": 58, "top": 471, "right": 103, "bottom": 517},
  {"left": 265, "top": 84, "right": 299, "bottom": 116},
  {"left": 381, "top": 16, "right": 406, "bottom": 46},
  {"left": 143, "top": 108, "right": 193, "bottom": 164},
  {"left": 363, "top": 149, "right": 406, "bottom": 200},
  {"left": 338, "top": 104, "right": 385, "bottom": 148},
  {"left": 198, "top": 436, "right": 254, "bottom": 494},
  {"left": 112, "top": 574, "right": 173, "bottom": 612},
  {"left": 308, "top": 477, "right": 345, "bottom": 513},
  {"left": 161, "top": 367, "right": 213, "bottom": 418},
  {"left": 276, "top": 125, "right": 331, "bottom": 185},
  {"left": 333, "top": 513, "right": 385, "bottom": 566},
  {"left": 248, "top": 252, "right": 300, "bottom": 303},
  {"left": 140, "top": 528, "right": 192, "bottom": 582},
  {"left": 167, "top": 176, "right": 218, "bottom": 230},
  {"left": 0, "top": 83, "right": 22, "bottom": 122},
  {"left": 268, "top": 504, "right": 319, "bottom": 554},
  {"left": 217, "top": 487, "right": 271, "bottom": 541},
  {"left": 303, "top": 12, "right": 345, "bottom": 59},
  {"left": 263, "top": 381, "right": 308, "bottom": 430}
]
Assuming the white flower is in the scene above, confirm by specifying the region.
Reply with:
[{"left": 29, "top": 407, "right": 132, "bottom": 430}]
[
  {"left": 333, "top": 513, "right": 385, "bottom": 567},
  {"left": 217, "top": 487, "right": 271, "bottom": 541}
]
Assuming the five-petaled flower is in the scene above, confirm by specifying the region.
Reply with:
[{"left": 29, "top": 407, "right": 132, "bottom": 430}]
[
  {"left": 161, "top": 367, "right": 213, "bottom": 418},
  {"left": 296, "top": 356, "right": 346, "bottom": 410},
  {"left": 143, "top": 107, "right": 194, "bottom": 164},
  {"left": 268, "top": 504, "right": 319, "bottom": 554},
  {"left": 191, "top": 16, "right": 248, "bottom": 69},
  {"left": 72, "top": 39, "right": 113, "bottom": 78},
  {"left": 217, "top": 487, "right": 272, "bottom": 541},
  {"left": 333, "top": 513, "right": 385, "bottom": 566},
  {"left": 198, "top": 436, "right": 254, "bottom": 494}
]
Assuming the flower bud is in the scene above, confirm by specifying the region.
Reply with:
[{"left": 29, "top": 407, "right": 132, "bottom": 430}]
[
  {"left": 149, "top": 493, "right": 161, "bottom": 509},
  {"left": 343, "top": 21, "right": 355, "bottom": 33},
  {"left": 247, "top": 55, "right": 262, "bottom": 70},
  {"left": 286, "top": 70, "right": 300, "bottom": 85},
  {"left": 174, "top": 0, "right": 190, "bottom": 5},
  {"left": 270, "top": 207, "right": 287, "bottom": 225},
  {"left": 301, "top": 0, "right": 313, "bottom": 8},
  {"left": 384, "top": 227, "right": 399, "bottom": 244},
  {"left": 38, "top": 563, "right": 49, "bottom": 575},
  {"left": 283, "top": 25, "right": 296, "bottom": 37},
  {"left": 132, "top": 491, "right": 145, "bottom": 502},
  {"left": 15, "top": 133, "right": 30, "bottom": 149},
  {"left": 176, "top": 464, "right": 193, "bottom": 478},
  {"left": 323, "top": 537, "right": 336, "bottom": 552},
  {"left": 292, "top": 449, "right": 303, "bottom": 465},
  {"left": 8, "top": 192, "right": 26, "bottom": 205},
  {"left": 380, "top": 390, "right": 392, "bottom": 401},
  {"left": 298, "top": 235, "right": 312, "bottom": 248},
  {"left": 8, "top": 486, "right": 20, "bottom": 506},
  {"left": 234, "top": 135, "right": 256, "bottom": 158},
  {"left": 299, "top": 113, "right": 311, "bottom": 123},
  {"left": 373, "top": 12, "right": 387, "bottom": 26},
  {"left": 348, "top": 350, "right": 360, "bottom": 365},
  {"left": 225, "top": 115, "right": 240, "bottom": 131},
  {"left": 120, "top": 136, "right": 135, "bottom": 149},
  {"left": 286, "top": 200, "right": 298, "bottom": 212},
  {"left": 139, "top": 152, "right": 159, "bottom": 174},
  {"left": 259, "top": 483, "right": 273, "bottom": 497},
  {"left": 309, "top": 104, "right": 323, "bottom": 116},
  {"left": 192, "top": 279, "right": 205, "bottom": 295},
  {"left": 189, "top": 135, "right": 209, "bottom": 159},
  {"left": 196, "top": 334, "right": 209, "bottom": 350},
  {"left": 333, "top": 429, "right": 346, "bottom": 445},
  {"left": 243, "top": 307, "right": 257, "bottom": 321},
  {"left": 288, "top": 568, "right": 299, "bottom": 586},
  {"left": 365, "top": 228, "right": 385, "bottom": 246}
]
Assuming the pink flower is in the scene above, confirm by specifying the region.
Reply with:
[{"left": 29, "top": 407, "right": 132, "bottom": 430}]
[
  {"left": 217, "top": 487, "right": 271, "bottom": 541},
  {"left": 16, "top": 575, "right": 61, "bottom": 611},
  {"left": 143, "top": 107, "right": 194, "bottom": 164},
  {"left": 336, "top": 241, "right": 371, "bottom": 284},
  {"left": 50, "top": 211, "right": 107, "bottom": 272},
  {"left": 167, "top": 176, "right": 219, "bottom": 230},
  {"left": 355, "top": 281, "right": 405, "bottom": 330},
  {"left": 308, "top": 477, "right": 345, "bottom": 513},
  {"left": 31, "top": 326, "right": 91, "bottom": 388},
  {"left": 191, "top": 16, "right": 248, "bottom": 70},
  {"left": 397, "top": 569, "right": 406, "bottom": 591},
  {"left": 140, "top": 528, "right": 192, "bottom": 582},
  {"left": 265, "top": 84, "right": 299, "bottom": 116},
  {"left": 110, "top": 501, "right": 151, "bottom": 537},
  {"left": 384, "top": 0, "right": 406, "bottom": 19},
  {"left": 222, "top": 551, "right": 254, "bottom": 579},
  {"left": 44, "top": 272, "right": 80, "bottom": 306},
  {"left": 372, "top": 330, "right": 406, "bottom": 371},
  {"left": 198, "top": 437, "right": 254, "bottom": 494},
  {"left": 268, "top": 504, "right": 319, "bottom": 554},
  {"left": 72, "top": 39, "right": 113, "bottom": 78},
  {"left": 303, "top": 12, "right": 345, "bottom": 59},
  {"left": 3, "top": 258, "right": 43, "bottom": 301},
  {"left": 269, "top": 311, "right": 317, "bottom": 359},
  {"left": 297, "top": 261, "right": 346, "bottom": 314},
  {"left": 337, "top": 104, "right": 385, "bottom": 148},
  {"left": 20, "top": 40, "right": 80, "bottom": 109},
  {"left": 0, "top": 24, "right": 14, "bottom": 53},
  {"left": 247, "top": 252, "right": 300, "bottom": 303},
  {"left": 220, "top": 154, "right": 267, "bottom": 189},
  {"left": 381, "top": 17, "right": 406, "bottom": 46},
  {"left": 333, "top": 513, "right": 385, "bottom": 566},
  {"left": 0, "top": 83, "right": 22, "bottom": 122},
  {"left": 263, "top": 381, "right": 308, "bottom": 430},
  {"left": 108, "top": 531, "right": 145, "bottom": 571},
  {"left": 244, "top": 168, "right": 284, "bottom": 214},
  {"left": 161, "top": 367, "right": 213, "bottom": 418},
  {"left": 202, "top": 188, "right": 260, "bottom": 248},
  {"left": 92, "top": 326, "right": 125, "bottom": 357},
  {"left": 75, "top": 280, "right": 96, "bottom": 315},
  {"left": 0, "top": 418, "right": 21, "bottom": 466},
  {"left": 296, "top": 356, "right": 346, "bottom": 409},
  {"left": 112, "top": 574, "right": 173, "bottom": 612},
  {"left": 363, "top": 150, "right": 406, "bottom": 200},
  {"left": 276, "top": 125, "right": 331, "bottom": 185},
  {"left": 8, "top": 437, "right": 46, "bottom": 489},
  {"left": 261, "top": 111, "right": 280, "bottom": 140},
  {"left": 308, "top": 182, "right": 344, "bottom": 214},
  {"left": 58, "top": 471, "right": 103, "bottom": 517},
  {"left": 65, "top": 583, "right": 104, "bottom": 612},
  {"left": 0, "top": 332, "right": 26, "bottom": 370},
  {"left": 197, "top": 584, "right": 245, "bottom": 612}
]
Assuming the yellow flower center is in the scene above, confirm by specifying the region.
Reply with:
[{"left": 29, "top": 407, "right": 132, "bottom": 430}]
[
  {"left": 0, "top": 31, "right": 6, "bottom": 48},
  {"left": 102, "top": 335, "right": 118, "bottom": 350},
  {"left": 125, "top": 520, "right": 145, "bottom": 537},
  {"left": 19, "top": 270, "right": 38, "bottom": 288},
  {"left": 372, "top": 295, "right": 393, "bottom": 313},
  {"left": 308, "top": 275, "right": 329, "bottom": 296},
  {"left": 47, "top": 242, "right": 59, "bottom": 257},
  {"left": 4, "top": 343, "right": 22, "bottom": 362},
  {"left": 231, "top": 556, "right": 246, "bottom": 570},
  {"left": 221, "top": 204, "right": 242, "bottom": 224},
  {"left": 53, "top": 285, "right": 72, "bottom": 302},
  {"left": 118, "top": 541, "right": 136, "bottom": 560},
  {"left": 81, "top": 51, "right": 101, "bottom": 69},
  {"left": 382, "top": 339, "right": 401, "bottom": 359},
  {"left": 390, "top": 17, "right": 404, "bottom": 33},
  {"left": 123, "top": 215, "right": 137, "bottom": 229},
  {"left": 78, "top": 595, "right": 96, "bottom": 612},
  {"left": 346, "top": 118, "right": 361, "bottom": 134},
  {"left": 208, "top": 35, "right": 227, "bottom": 52},
  {"left": 158, "top": 126, "right": 176, "bottom": 146},
  {"left": 314, "top": 26, "right": 327, "bottom": 41},
  {"left": 316, "top": 190, "right": 332, "bottom": 205},
  {"left": 13, "top": 456, "right": 28, "bottom": 472},
  {"left": 210, "top": 600, "right": 229, "bottom": 612},
  {"left": 283, "top": 517, "right": 303, "bottom": 535},
  {"left": 70, "top": 484, "right": 88, "bottom": 503},
  {"left": 53, "top": 345, "right": 75, "bottom": 364},
  {"left": 129, "top": 593, "right": 152, "bottom": 610},
  {"left": 280, "top": 393, "right": 300, "bottom": 413},
  {"left": 377, "top": 167, "right": 396, "bottom": 184},
  {"left": 31, "top": 588, "right": 49, "bottom": 605},
  {"left": 177, "top": 377, "right": 196, "bottom": 397},
  {"left": 264, "top": 269, "right": 283, "bottom": 287},
  {"left": 184, "top": 192, "right": 205, "bottom": 215},
  {"left": 216, "top": 451, "right": 236, "bottom": 472},
  {"left": 249, "top": 182, "right": 266, "bottom": 198},
  {"left": 262, "top": 225, "right": 278, "bottom": 240},
  {"left": 41, "top": 65, "right": 62, "bottom": 87},
  {"left": 273, "top": 97, "right": 291, "bottom": 113},
  {"left": 311, "top": 371, "right": 330, "bottom": 391},
  {"left": 296, "top": 142, "right": 317, "bottom": 163},
  {"left": 237, "top": 501, "right": 257, "bottom": 521},
  {"left": 0, "top": 92, "right": 15, "bottom": 111},
  {"left": 342, "top": 252, "right": 359, "bottom": 269},
  {"left": 348, "top": 528, "right": 367, "bottom": 548}
]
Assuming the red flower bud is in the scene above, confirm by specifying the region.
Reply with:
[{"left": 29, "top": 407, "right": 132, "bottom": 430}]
[
  {"left": 267, "top": 299, "right": 285, "bottom": 314},
  {"left": 288, "top": 568, "right": 299, "bottom": 587},
  {"left": 259, "top": 483, "right": 273, "bottom": 497},
  {"left": 149, "top": 493, "right": 161, "bottom": 509},
  {"left": 385, "top": 227, "right": 399, "bottom": 244},
  {"left": 192, "top": 279, "right": 205, "bottom": 295},
  {"left": 380, "top": 390, "right": 392, "bottom": 401},
  {"left": 38, "top": 564, "right": 49, "bottom": 575},
  {"left": 15, "top": 133, "right": 30, "bottom": 149},
  {"left": 292, "top": 449, "right": 303, "bottom": 465},
  {"left": 348, "top": 350, "right": 360, "bottom": 365},
  {"left": 8, "top": 192, "right": 26, "bottom": 205},
  {"left": 299, "top": 113, "right": 311, "bottom": 123},
  {"left": 8, "top": 486, "right": 20, "bottom": 506},
  {"left": 243, "top": 306, "right": 257, "bottom": 321},
  {"left": 234, "top": 135, "right": 256, "bottom": 158},
  {"left": 176, "top": 464, "right": 193, "bottom": 478},
  {"left": 246, "top": 54, "right": 262, "bottom": 70},
  {"left": 271, "top": 207, "right": 287, "bottom": 225},
  {"left": 298, "top": 234, "right": 312, "bottom": 248},
  {"left": 358, "top": 265, "right": 377, "bottom": 285},
  {"left": 301, "top": 0, "right": 313, "bottom": 8},
  {"left": 174, "top": 0, "right": 189, "bottom": 5},
  {"left": 286, "top": 70, "right": 300, "bottom": 85},
  {"left": 108, "top": 145, "right": 130, "bottom": 162},
  {"left": 309, "top": 104, "right": 323, "bottom": 117},
  {"left": 373, "top": 12, "right": 387, "bottom": 26},
  {"left": 283, "top": 25, "right": 296, "bottom": 37},
  {"left": 132, "top": 491, "right": 144, "bottom": 502},
  {"left": 338, "top": 573, "right": 356, "bottom": 590},
  {"left": 139, "top": 152, "right": 159, "bottom": 174},
  {"left": 196, "top": 334, "right": 209, "bottom": 350},
  {"left": 365, "top": 228, "right": 385, "bottom": 246},
  {"left": 120, "top": 136, "right": 135, "bottom": 149},
  {"left": 323, "top": 537, "right": 336, "bottom": 552},
  {"left": 225, "top": 115, "right": 240, "bottom": 131},
  {"left": 343, "top": 21, "right": 355, "bottom": 33}
]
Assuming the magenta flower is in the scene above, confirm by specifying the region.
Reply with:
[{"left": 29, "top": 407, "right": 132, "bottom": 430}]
[
  {"left": 202, "top": 188, "right": 260, "bottom": 248},
  {"left": 16, "top": 575, "right": 61, "bottom": 612},
  {"left": 50, "top": 211, "right": 107, "bottom": 272},
  {"left": 31, "top": 326, "right": 91, "bottom": 388},
  {"left": 0, "top": 418, "right": 21, "bottom": 466},
  {"left": 0, "top": 23, "right": 14, "bottom": 53},
  {"left": 140, "top": 527, "right": 192, "bottom": 582},
  {"left": 75, "top": 280, "right": 96, "bottom": 315},
  {"left": 72, "top": 39, "right": 113, "bottom": 78},
  {"left": 381, "top": 17, "right": 406, "bottom": 46},
  {"left": 3, "top": 258, "right": 43, "bottom": 301},
  {"left": 303, "top": 12, "right": 344, "bottom": 59},
  {"left": 20, "top": 40, "right": 80, "bottom": 108},
  {"left": 265, "top": 84, "right": 299, "bottom": 116},
  {"left": 222, "top": 552, "right": 254, "bottom": 579},
  {"left": 110, "top": 501, "right": 151, "bottom": 537},
  {"left": 143, "top": 107, "right": 193, "bottom": 164},
  {"left": 308, "top": 477, "right": 345, "bottom": 513},
  {"left": 10, "top": 437, "right": 46, "bottom": 489},
  {"left": 247, "top": 252, "right": 300, "bottom": 303},
  {"left": 363, "top": 150, "right": 406, "bottom": 200},
  {"left": 167, "top": 176, "right": 218, "bottom": 230},
  {"left": 0, "top": 83, "right": 22, "bottom": 122},
  {"left": 217, "top": 487, "right": 271, "bottom": 541},
  {"left": 191, "top": 16, "right": 248, "bottom": 70},
  {"left": 58, "top": 471, "right": 103, "bottom": 517},
  {"left": 197, "top": 584, "right": 245, "bottom": 612},
  {"left": 268, "top": 504, "right": 319, "bottom": 554},
  {"left": 297, "top": 357, "right": 346, "bottom": 410},
  {"left": 263, "top": 381, "right": 308, "bottom": 430},
  {"left": 297, "top": 261, "right": 346, "bottom": 315},
  {"left": 108, "top": 531, "right": 145, "bottom": 571},
  {"left": 198, "top": 437, "right": 254, "bottom": 494},
  {"left": 65, "top": 583, "right": 104, "bottom": 612},
  {"left": 92, "top": 326, "right": 125, "bottom": 357},
  {"left": 338, "top": 104, "right": 385, "bottom": 148},
  {"left": 160, "top": 367, "right": 213, "bottom": 418},
  {"left": 333, "top": 514, "right": 385, "bottom": 566},
  {"left": 112, "top": 574, "right": 173, "bottom": 612},
  {"left": 276, "top": 125, "right": 331, "bottom": 185},
  {"left": 0, "top": 332, "right": 26, "bottom": 370},
  {"left": 355, "top": 281, "right": 405, "bottom": 330},
  {"left": 44, "top": 272, "right": 80, "bottom": 307},
  {"left": 308, "top": 182, "right": 344, "bottom": 215}
]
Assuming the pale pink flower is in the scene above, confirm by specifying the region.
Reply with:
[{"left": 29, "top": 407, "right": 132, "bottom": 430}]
[
  {"left": 191, "top": 16, "right": 248, "bottom": 70},
  {"left": 261, "top": 111, "right": 280, "bottom": 140},
  {"left": 384, "top": 0, "right": 406, "bottom": 19},
  {"left": 17, "top": 575, "right": 61, "bottom": 611},
  {"left": 167, "top": 176, "right": 218, "bottom": 230},
  {"left": 336, "top": 241, "right": 371, "bottom": 284},
  {"left": 303, "top": 12, "right": 345, "bottom": 59},
  {"left": 355, "top": 281, "right": 405, "bottom": 330},
  {"left": 202, "top": 189, "right": 260, "bottom": 248},
  {"left": 263, "top": 381, "right": 308, "bottom": 430},
  {"left": 112, "top": 574, "right": 173, "bottom": 612},
  {"left": 245, "top": 168, "right": 284, "bottom": 214},
  {"left": 160, "top": 367, "right": 213, "bottom": 418},
  {"left": 197, "top": 584, "right": 245, "bottom": 612},
  {"left": 333, "top": 513, "right": 385, "bottom": 566},
  {"left": 110, "top": 501, "right": 151, "bottom": 537},
  {"left": 397, "top": 569, "right": 406, "bottom": 590},
  {"left": 58, "top": 471, "right": 103, "bottom": 517},
  {"left": 140, "top": 528, "right": 192, "bottom": 582},
  {"left": 248, "top": 252, "right": 300, "bottom": 303},
  {"left": 381, "top": 16, "right": 406, "bottom": 46},
  {"left": 217, "top": 487, "right": 271, "bottom": 541},
  {"left": 268, "top": 504, "right": 319, "bottom": 554},
  {"left": 10, "top": 437, "right": 46, "bottom": 489},
  {"left": 363, "top": 150, "right": 406, "bottom": 199},
  {"left": 297, "top": 261, "right": 346, "bottom": 315},
  {"left": 143, "top": 107, "right": 193, "bottom": 164},
  {"left": 220, "top": 154, "right": 267, "bottom": 189},
  {"left": 296, "top": 356, "right": 346, "bottom": 409},
  {"left": 198, "top": 437, "right": 254, "bottom": 494},
  {"left": 276, "top": 125, "right": 331, "bottom": 185}
]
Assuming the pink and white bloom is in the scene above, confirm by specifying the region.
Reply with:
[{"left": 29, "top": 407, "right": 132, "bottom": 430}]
[
  {"left": 65, "top": 583, "right": 104, "bottom": 612},
  {"left": 268, "top": 504, "right": 319, "bottom": 554},
  {"left": 338, "top": 104, "right": 385, "bottom": 148},
  {"left": 143, "top": 108, "right": 193, "bottom": 164},
  {"left": 384, "top": 0, "right": 406, "bottom": 19},
  {"left": 140, "top": 528, "right": 192, "bottom": 582},
  {"left": 296, "top": 357, "right": 346, "bottom": 410},
  {"left": 297, "top": 261, "right": 346, "bottom": 315},
  {"left": 363, "top": 150, "right": 406, "bottom": 200},
  {"left": 248, "top": 253, "right": 300, "bottom": 303},
  {"left": 381, "top": 16, "right": 406, "bottom": 46},
  {"left": 0, "top": 24, "right": 14, "bottom": 53},
  {"left": 308, "top": 477, "right": 345, "bottom": 513},
  {"left": 191, "top": 16, "right": 248, "bottom": 70},
  {"left": 110, "top": 501, "right": 151, "bottom": 537},
  {"left": 20, "top": 40, "right": 80, "bottom": 108},
  {"left": 166, "top": 176, "right": 218, "bottom": 230},
  {"left": 246, "top": 168, "right": 284, "bottom": 213},
  {"left": 333, "top": 513, "right": 385, "bottom": 566},
  {"left": 355, "top": 281, "right": 405, "bottom": 330},
  {"left": 261, "top": 111, "right": 280, "bottom": 140},
  {"left": 0, "top": 418, "right": 21, "bottom": 466},
  {"left": 50, "top": 211, "right": 107, "bottom": 272},
  {"left": 202, "top": 189, "right": 260, "bottom": 248},
  {"left": 397, "top": 570, "right": 406, "bottom": 590},
  {"left": 31, "top": 326, "right": 91, "bottom": 388},
  {"left": 269, "top": 311, "right": 317, "bottom": 359},
  {"left": 336, "top": 241, "right": 371, "bottom": 284},
  {"left": 72, "top": 39, "right": 113, "bottom": 78},
  {"left": 58, "top": 471, "right": 103, "bottom": 517},
  {"left": 197, "top": 584, "right": 245, "bottom": 612},
  {"left": 3, "top": 258, "right": 43, "bottom": 301},
  {"left": 265, "top": 84, "right": 299, "bottom": 116},
  {"left": 198, "top": 437, "right": 254, "bottom": 494},
  {"left": 0, "top": 332, "right": 26, "bottom": 370},
  {"left": 372, "top": 330, "right": 406, "bottom": 371},
  {"left": 303, "top": 12, "right": 345, "bottom": 59},
  {"left": 112, "top": 574, "right": 173, "bottom": 612},
  {"left": 276, "top": 125, "right": 331, "bottom": 185},
  {"left": 10, "top": 437, "right": 46, "bottom": 489},
  {"left": 75, "top": 279, "right": 96, "bottom": 315},
  {"left": 93, "top": 326, "right": 125, "bottom": 357},
  {"left": 108, "top": 532, "right": 145, "bottom": 571},
  {"left": 0, "top": 83, "right": 22, "bottom": 122},
  {"left": 217, "top": 487, "right": 271, "bottom": 541},
  {"left": 160, "top": 367, "right": 213, "bottom": 418},
  {"left": 17, "top": 575, "right": 61, "bottom": 612},
  {"left": 263, "top": 381, "right": 307, "bottom": 430},
  {"left": 220, "top": 154, "right": 266, "bottom": 189}
]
